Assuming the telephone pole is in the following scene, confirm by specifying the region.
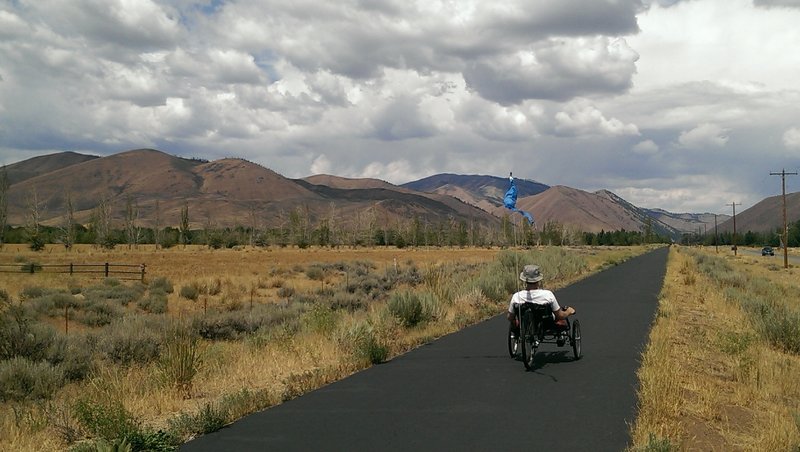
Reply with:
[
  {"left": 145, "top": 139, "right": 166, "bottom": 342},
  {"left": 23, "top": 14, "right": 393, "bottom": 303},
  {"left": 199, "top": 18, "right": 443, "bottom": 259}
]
[
  {"left": 727, "top": 202, "right": 741, "bottom": 256},
  {"left": 770, "top": 169, "right": 798, "bottom": 268}
]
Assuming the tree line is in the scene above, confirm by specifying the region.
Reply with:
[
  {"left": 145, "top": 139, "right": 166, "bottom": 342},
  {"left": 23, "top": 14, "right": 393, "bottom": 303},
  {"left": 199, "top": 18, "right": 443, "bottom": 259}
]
[{"left": 679, "top": 220, "right": 800, "bottom": 248}]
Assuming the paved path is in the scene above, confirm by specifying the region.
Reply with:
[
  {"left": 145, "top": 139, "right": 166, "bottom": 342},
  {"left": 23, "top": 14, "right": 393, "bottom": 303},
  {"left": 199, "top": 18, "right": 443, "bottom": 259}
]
[{"left": 182, "top": 247, "right": 669, "bottom": 452}]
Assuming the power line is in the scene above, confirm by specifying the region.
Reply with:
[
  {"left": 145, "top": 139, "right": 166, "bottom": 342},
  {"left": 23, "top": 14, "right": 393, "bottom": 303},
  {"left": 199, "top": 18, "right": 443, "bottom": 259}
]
[{"left": 770, "top": 169, "right": 798, "bottom": 268}]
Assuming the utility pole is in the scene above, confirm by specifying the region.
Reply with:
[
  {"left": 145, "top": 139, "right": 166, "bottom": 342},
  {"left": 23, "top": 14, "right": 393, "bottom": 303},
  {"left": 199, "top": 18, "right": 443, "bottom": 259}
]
[
  {"left": 727, "top": 202, "right": 741, "bottom": 256},
  {"left": 770, "top": 169, "right": 798, "bottom": 268}
]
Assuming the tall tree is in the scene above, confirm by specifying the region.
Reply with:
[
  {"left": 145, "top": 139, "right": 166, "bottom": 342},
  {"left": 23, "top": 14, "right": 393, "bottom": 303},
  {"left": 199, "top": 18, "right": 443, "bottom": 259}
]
[
  {"left": 25, "top": 187, "right": 45, "bottom": 250},
  {"left": 124, "top": 195, "right": 142, "bottom": 249},
  {"left": 60, "top": 191, "right": 76, "bottom": 250},
  {"left": 179, "top": 201, "right": 190, "bottom": 247},
  {"left": 92, "top": 195, "right": 114, "bottom": 249}
]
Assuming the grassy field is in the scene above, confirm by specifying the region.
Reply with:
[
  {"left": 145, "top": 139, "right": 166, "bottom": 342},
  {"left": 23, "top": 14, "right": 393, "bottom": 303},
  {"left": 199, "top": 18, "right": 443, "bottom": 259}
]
[
  {"left": 631, "top": 246, "right": 800, "bottom": 451},
  {"left": 0, "top": 243, "right": 647, "bottom": 451}
]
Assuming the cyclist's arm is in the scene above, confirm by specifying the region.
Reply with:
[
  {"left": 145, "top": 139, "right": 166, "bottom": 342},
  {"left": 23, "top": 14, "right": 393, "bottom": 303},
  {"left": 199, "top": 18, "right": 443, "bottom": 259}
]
[{"left": 553, "top": 305, "right": 576, "bottom": 320}]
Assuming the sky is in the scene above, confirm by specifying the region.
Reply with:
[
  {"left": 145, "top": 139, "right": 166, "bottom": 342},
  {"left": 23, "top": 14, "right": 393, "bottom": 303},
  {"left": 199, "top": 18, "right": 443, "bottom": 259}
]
[{"left": 1, "top": 0, "right": 799, "bottom": 215}]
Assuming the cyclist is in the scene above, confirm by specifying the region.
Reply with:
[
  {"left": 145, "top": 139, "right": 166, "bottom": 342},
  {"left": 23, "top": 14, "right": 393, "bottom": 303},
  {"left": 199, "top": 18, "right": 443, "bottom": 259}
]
[{"left": 507, "top": 264, "right": 576, "bottom": 344}]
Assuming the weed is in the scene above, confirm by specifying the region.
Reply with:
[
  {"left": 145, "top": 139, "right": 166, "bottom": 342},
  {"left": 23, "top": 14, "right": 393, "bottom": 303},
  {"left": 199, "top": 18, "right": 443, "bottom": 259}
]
[
  {"left": 637, "top": 433, "right": 674, "bottom": 451},
  {"left": 158, "top": 323, "right": 202, "bottom": 398}
]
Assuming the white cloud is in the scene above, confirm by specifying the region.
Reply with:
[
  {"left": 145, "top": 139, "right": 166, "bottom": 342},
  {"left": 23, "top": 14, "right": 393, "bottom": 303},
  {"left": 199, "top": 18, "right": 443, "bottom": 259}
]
[
  {"left": 553, "top": 101, "right": 639, "bottom": 137},
  {"left": 632, "top": 140, "right": 659, "bottom": 155},
  {"left": 783, "top": 127, "right": 800, "bottom": 150},
  {"left": 677, "top": 123, "right": 729, "bottom": 149},
  {"left": 310, "top": 154, "right": 332, "bottom": 175}
]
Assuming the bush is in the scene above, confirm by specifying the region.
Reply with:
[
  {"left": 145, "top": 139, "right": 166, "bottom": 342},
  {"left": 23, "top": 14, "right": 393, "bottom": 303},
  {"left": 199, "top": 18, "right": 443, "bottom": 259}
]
[
  {"left": 305, "top": 266, "right": 324, "bottom": 281},
  {"left": 0, "top": 305, "right": 59, "bottom": 361},
  {"left": 73, "top": 399, "right": 178, "bottom": 451},
  {"left": 179, "top": 284, "right": 199, "bottom": 301},
  {"left": 0, "top": 357, "right": 64, "bottom": 402},
  {"left": 387, "top": 291, "right": 427, "bottom": 327},
  {"left": 158, "top": 323, "right": 201, "bottom": 397},
  {"left": 0, "top": 288, "right": 9, "bottom": 305},
  {"left": 97, "top": 317, "right": 163, "bottom": 365},
  {"left": 303, "top": 303, "right": 339, "bottom": 335},
  {"left": 138, "top": 290, "right": 168, "bottom": 314},
  {"left": 336, "top": 321, "right": 387, "bottom": 365},
  {"left": 83, "top": 281, "right": 145, "bottom": 306},
  {"left": 192, "top": 304, "right": 303, "bottom": 341},
  {"left": 149, "top": 277, "right": 174, "bottom": 294},
  {"left": 75, "top": 299, "right": 124, "bottom": 327}
]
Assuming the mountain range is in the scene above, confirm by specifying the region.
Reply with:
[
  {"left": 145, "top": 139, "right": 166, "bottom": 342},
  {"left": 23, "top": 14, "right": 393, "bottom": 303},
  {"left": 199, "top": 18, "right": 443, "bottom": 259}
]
[{"left": 4, "top": 148, "right": 791, "bottom": 238}]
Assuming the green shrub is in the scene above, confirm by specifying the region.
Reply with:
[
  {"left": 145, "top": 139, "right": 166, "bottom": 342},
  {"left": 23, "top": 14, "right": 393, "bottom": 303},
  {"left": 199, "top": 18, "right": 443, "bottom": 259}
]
[
  {"left": 277, "top": 286, "right": 295, "bottom": 299},
  {"left": 138, "top": 290, "right": 168, "bottom": 314},
  {"left": 158, "top": 324, "right": 201, "bottom": 397},
  {"left": 83, "top": 281, "right": 145, "bottom": 306},
  {"left": 303, "top": 303, "right": 339, "bottom": 335},
  {"left": 149, "top": 277, "right": 174, "bottom": 294},
  {"left": 329, "top": 291, "right": 366, "bottom": 311},
  {"left": 73, "top": 399, "right": 178, "bottom": 451},
  {"left": 75, "top": 300, "right": 124, "bottom": 327},
  {"left": 179, "top": 284, "right": 199, "bottom": 301},
  {"left": 98, "top": 317, "right": 163, "bottom": 365},
  {"left": 336, "top": 321, "right": 387, "bottom": 365},
  {"left": 0, "top": 357, "right": 64, "bottom": 402},
  {"left": 168, "top": 402, "right": 228, "bottom": 440},
  {"left": 191, "top": 304, "right": 303, "bottom": 341},
  {"left": 305, "top": 265, "right": 325, "bottom": 281},
  {"left": 0, "top": 305, "right": 59, "bottom": 361},
  {"left": 387, "top": 291, "right": 430, "bottom": 327}
]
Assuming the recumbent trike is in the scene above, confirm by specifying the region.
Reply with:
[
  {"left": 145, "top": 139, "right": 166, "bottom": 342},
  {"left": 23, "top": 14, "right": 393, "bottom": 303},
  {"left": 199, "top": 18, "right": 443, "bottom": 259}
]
[{"left": 508, "top": 303, "right": 582, "bottom": 370}]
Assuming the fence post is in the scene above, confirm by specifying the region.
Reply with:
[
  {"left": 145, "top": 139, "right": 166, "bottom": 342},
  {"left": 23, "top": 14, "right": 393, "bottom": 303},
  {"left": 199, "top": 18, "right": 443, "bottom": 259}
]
[
  {"left": 70, "top": 263, "right": 74, "bottom": 275},
  {"left": 29, "top": 263, "right": 35, "bottom": 274},
  {"left": 140, "top": 264, "right": 146, "bottom": 282},
  {"left": 105, "top": 262, "right": 109, "bottom": 277}
]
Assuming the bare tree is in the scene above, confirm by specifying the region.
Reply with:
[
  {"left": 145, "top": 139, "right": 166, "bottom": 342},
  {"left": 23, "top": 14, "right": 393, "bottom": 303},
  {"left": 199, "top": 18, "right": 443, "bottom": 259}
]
[
  {"left": 92, "top": 195, "right": 114, "bottom": 249},
  {"left": 124, "top": 195, "right": 142, "bottom": 249},
  {"left": 59, "top": 191, "right": 77, "bottom": 250},
  {"left": 26, "top": 187, "right": 45, "bottom": 250},
  {"left": 0, "top": 166, "right": 8, "bottom": 247}
]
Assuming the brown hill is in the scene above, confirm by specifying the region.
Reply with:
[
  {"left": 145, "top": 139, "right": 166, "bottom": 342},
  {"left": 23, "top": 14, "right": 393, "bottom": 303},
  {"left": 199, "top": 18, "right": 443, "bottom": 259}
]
[
  {"left": 491, "top": 185, "right": 646, "bottom": 233},
  {"left": 718, "top": 191, "right": 800, "bottom": 233},
  {"left": 2, "top": 151, "right": 98, "bottom": 185},
  {"left": 302, "top": 175, "right": 499, "bottom": 223},
  {"left": 5, "top": 149, "right": 497, "bottom": 230},
  {"left": 303, "top": 174, "right": 397, "bottom": 190}
]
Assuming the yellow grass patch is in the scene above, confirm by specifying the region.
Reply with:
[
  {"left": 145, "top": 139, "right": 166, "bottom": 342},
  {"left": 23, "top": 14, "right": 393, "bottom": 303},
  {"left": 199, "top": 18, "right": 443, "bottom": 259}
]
[{"left": 631, "top": 246, "right": 800, "bottom": 451}]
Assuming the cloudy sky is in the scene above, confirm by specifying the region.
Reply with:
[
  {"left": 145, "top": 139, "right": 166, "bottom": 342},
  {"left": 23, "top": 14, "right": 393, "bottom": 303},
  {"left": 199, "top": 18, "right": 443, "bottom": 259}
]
[{"left": 1, "top": 0, "right": 799, "bottom": 214}]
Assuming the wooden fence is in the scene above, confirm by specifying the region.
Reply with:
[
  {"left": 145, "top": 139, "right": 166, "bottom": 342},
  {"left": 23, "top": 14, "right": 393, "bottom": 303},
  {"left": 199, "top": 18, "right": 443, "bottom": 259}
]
[{"left": 0, "top": 263, "right": 147, "bottom": 281}]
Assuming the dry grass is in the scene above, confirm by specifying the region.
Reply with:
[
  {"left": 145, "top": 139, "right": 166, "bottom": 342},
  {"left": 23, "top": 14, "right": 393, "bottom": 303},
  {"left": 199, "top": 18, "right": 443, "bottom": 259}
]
[
  {"left": 631, "top": 246, "right": 800, "bottom": 451},
  {"left": 0, "top": 243, "right": 652, "bottom": 451}
]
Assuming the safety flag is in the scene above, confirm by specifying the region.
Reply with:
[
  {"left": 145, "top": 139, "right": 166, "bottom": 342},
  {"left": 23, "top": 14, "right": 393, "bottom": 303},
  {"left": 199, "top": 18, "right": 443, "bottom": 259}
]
[{"left": 503, "top": 174, "right": 534, "bottom": 225}]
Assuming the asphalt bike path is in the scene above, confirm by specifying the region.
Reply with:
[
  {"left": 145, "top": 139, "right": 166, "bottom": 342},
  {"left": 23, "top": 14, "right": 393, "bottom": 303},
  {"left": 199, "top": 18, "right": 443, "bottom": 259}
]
[{"left": 182, "top": 247, "right": 669, "bottom": 452}]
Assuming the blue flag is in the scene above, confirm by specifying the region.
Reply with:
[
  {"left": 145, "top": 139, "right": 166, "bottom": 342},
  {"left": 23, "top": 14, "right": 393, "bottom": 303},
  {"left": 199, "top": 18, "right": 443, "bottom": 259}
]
[{"left": 503, "top": 175, "right": 534, "bottom": 224}]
